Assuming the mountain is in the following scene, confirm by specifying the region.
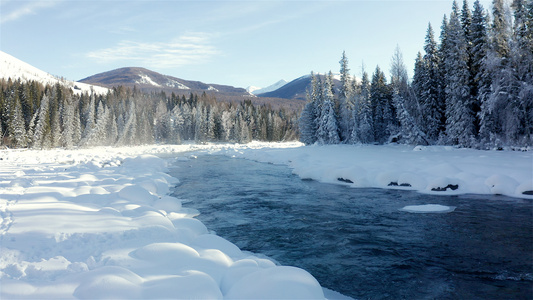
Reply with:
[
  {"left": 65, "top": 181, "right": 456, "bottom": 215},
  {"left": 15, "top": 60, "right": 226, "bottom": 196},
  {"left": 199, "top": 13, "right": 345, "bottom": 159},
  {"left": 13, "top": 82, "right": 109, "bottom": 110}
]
[
  {"left": 79, "top": 67, "right": 252, "bottom": 98},
  {"left": 257, "top": 74, "right": 353, "bottom": 100},
  {"left": 247, "top": 79, "right": 288, "bottom": 95},
  {"left": 0, "top": 51, "right": 108, "bottom": 95},
  {"left": 256, "top": 75, "right": 314, "bottom": 100}
]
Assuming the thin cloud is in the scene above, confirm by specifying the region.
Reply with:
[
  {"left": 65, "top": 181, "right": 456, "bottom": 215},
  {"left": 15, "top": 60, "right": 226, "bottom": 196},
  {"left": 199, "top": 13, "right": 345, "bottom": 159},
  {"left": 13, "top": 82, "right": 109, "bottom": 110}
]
[
  {"left": 0, "top": 0, "right": 63, "bottom": 24},
  {"left": 85, "top": 33, "right": 219, "bottom": 69}
]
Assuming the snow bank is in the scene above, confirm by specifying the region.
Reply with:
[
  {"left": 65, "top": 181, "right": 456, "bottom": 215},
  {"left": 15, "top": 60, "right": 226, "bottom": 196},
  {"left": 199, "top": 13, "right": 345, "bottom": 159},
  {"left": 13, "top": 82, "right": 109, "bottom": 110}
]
[
  {"left": 0, "top": 144, "right": 325, "bottom": 299},
  {"left": 210, "top": 143, "right": 533, "bottom": 200}
]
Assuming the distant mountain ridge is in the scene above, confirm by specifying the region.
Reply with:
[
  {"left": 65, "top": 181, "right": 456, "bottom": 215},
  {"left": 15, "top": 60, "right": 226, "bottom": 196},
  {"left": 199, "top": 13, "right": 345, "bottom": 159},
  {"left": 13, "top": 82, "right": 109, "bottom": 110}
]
[{"left": 79, "top": 67, "right": 252, "bottom": 98}]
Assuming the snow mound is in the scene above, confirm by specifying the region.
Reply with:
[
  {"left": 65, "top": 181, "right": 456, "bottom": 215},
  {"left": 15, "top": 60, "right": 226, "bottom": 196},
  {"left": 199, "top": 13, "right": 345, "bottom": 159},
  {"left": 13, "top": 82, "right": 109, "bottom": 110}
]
[
  {"left": 225, "top": 266, "right": 324, "bottom": 299},
  {"left": 400, "top": 204, "right": 456, "bottom": 213}
]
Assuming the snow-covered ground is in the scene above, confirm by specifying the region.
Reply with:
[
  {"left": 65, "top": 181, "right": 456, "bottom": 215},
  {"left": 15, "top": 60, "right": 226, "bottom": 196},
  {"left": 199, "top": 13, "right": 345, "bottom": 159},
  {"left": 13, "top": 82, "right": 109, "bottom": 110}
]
[{"left": 0, "top": 142, "right": 531, "bottom": 299}]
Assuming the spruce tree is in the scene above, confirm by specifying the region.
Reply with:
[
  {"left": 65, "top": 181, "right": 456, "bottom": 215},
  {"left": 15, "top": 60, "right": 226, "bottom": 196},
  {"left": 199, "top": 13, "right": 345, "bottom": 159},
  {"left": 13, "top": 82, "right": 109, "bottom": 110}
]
[
  {"left": 370, "top": 66, "right": 392, "bottom": 143},
  {"left": 353, "top": 69, "right": 373, "bottom": 144},
  {"left": 338, "top": 51, "right": 353, "bottom": 142},
  {"left": 32, "top": 93, "right": 51, "bottom": 149},
  {"left": 421, "top": 23, "right": 445, "bottom": 141},
  {"left": 470, "top": 0, "right": 489, "bottom": 131},
  {"left": 299, "top": 72, "right": 320, "bottom": 145},
  {"left": 444, "top": 0, "right": 476, "bottom": 146},
  {"left": 8, "top": 92, "right": 28, "bottom": 148},
  {"left": 479, "top": 0, "right": 513, "bottom": 147}
]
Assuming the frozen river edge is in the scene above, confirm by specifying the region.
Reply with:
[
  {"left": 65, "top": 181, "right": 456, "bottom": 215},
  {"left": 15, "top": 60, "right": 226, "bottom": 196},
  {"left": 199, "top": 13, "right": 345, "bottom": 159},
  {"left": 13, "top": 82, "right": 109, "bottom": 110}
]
[{"left": 0, "top": 142, "right": 531, "bottom": 299}]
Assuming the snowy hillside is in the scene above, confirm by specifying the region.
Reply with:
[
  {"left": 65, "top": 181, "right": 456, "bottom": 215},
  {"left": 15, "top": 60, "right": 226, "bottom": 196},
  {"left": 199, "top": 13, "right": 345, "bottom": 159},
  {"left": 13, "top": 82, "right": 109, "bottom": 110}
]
[{"left": 0, "top": 51, "right": 108, "bottom": 95}]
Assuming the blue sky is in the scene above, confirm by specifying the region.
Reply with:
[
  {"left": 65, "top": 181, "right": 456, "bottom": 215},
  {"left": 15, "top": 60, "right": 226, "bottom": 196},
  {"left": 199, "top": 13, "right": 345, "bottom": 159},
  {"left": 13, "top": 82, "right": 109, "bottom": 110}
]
[{"left": 1, "top": 0, "right": 492, "bottom": 89}]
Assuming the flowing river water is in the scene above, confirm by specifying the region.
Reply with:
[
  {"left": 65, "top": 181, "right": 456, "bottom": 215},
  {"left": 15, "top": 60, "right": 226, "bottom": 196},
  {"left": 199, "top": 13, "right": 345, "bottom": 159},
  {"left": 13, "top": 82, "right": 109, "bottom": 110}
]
[{"left": 168, "top": 154, "right": 533, "bottom": 299}]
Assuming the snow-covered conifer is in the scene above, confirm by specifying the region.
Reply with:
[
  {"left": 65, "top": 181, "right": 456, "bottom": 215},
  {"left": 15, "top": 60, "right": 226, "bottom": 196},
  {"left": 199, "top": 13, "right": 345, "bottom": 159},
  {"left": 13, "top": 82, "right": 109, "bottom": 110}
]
[
  {"left": 299, "top": 72, "right": 320, "bottom": 145},
  {"left": 338, "top": 51, "right": 353, "bottom": 142},
  {"left": 8, "top": 93, "right": 29, "bottom": 148},
  {"left": 444, "top": 1, "right": 476, "bottom": 146},
  {"left": 352, "top": 70, "right": 373, "bottom": 144}
]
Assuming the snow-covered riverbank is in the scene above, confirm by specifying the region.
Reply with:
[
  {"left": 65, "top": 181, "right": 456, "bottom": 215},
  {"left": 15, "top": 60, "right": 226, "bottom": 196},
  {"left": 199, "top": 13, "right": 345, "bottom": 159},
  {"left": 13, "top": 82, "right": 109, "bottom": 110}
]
[
  {"left": 0, "top": 142, "right": 530, "bottom": 299},
  {"left": 212, "top": 142, "right": 532, "bottom": 199},
  {"left": 0, "top": 144, "right": 325, "bottom": 299}
]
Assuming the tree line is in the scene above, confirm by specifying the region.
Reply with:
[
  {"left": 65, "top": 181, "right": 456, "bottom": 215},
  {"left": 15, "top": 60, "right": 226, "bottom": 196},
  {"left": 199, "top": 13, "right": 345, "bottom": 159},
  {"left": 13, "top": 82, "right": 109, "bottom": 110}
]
[
  {"left": 0, "top": 79, "right": 299, "bottom": 149},
  {"left": 299, "top": 0, "right": 532, "bottom": 149}
]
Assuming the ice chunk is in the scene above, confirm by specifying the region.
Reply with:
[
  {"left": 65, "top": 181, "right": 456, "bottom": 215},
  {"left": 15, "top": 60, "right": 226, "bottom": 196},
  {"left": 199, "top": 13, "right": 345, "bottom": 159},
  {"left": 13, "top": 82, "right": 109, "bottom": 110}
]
[{"left": 400, "top": 204, "right": 456, "bottom": 213}]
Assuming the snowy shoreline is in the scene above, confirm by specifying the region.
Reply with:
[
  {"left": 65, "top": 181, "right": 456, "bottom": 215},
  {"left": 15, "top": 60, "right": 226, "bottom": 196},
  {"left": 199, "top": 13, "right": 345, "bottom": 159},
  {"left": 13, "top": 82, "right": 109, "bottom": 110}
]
[
  {"left": 1, "top": 143, "right": 531, "bottom": 299},
  {"left": 210, "top": 142, "right": 533, "bottom": 200}
]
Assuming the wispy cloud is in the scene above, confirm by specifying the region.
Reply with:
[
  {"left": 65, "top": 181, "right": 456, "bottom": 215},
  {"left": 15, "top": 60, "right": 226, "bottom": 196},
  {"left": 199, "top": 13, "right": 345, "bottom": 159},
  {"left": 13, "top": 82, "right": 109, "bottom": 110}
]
[
  {"left": 85, "top": 33, "right": 218, "bottom": 69},
  {"left": 0, "top": 0, "right": 62, "bottom": 24}
]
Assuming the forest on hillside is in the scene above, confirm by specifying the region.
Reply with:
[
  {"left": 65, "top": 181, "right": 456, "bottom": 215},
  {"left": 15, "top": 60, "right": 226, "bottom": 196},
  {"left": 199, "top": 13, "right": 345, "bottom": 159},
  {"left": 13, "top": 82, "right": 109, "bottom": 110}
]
[
  {"left": 0, "top": 79, "right": 299, "bottom": 149},
  {"left": 299, "top": 0, "right": 532, "bottom": 149}
]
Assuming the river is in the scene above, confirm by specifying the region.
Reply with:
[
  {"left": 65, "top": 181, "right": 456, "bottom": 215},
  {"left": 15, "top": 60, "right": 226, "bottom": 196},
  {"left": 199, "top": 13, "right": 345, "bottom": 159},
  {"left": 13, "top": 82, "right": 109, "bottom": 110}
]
[{"left": 169, "top": 154, "right": 533, "bottom": 299}]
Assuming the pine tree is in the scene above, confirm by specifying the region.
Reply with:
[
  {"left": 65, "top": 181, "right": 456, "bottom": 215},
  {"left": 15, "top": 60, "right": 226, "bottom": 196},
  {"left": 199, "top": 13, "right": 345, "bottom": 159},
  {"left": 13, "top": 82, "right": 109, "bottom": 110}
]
[
  {"left": 444, "top": 0, "right": 476, "bottom": 146},
  {"left": 32, "top": 93, "right": 51, "bottom": 149},
  {"left": 479, "top": 0, "right": 513, "bottom": 147},
  {"left": 352, "top": 70, "right": 373, "bottom": 144},
  {"left": 370, "top": 66, "right": 392, "bottom": 143},
  {"left": 419, "top": 23, "right": 446, "bottom": 142},
  {"left": 299, "top": 99, "right": 317, "bottom": 145},
  {"left": 338, "top": 51, "right": 353, "bottom": 142},
  {"left": 316, "top": 72, "right": 340, "bottom": 144},
  {"left": 470, "top": 0, "right": 489, "bottom": 131},
  {"left": 62, "top": 96, "right": 77, "bottom": 149},
  {"left": 8, "top": 92, "right": 28, "bottom": 148},
  {"left": 411, "top": 51, "right": 425, "bottom": 113},
  {"left": 81, "top": 94, "right": 96, "bottom": 144},
  {"left": 390, "top": 46, "right": 425, "bottom": 144},
  {"left": 506, "top": 0, "right": 533, "bottom": 145},
  {"left": 299, "top": 72, "right": 319, "bottom": 145},
  {"left": 117, "top": 101, "right": 137, "bottom": 145}
]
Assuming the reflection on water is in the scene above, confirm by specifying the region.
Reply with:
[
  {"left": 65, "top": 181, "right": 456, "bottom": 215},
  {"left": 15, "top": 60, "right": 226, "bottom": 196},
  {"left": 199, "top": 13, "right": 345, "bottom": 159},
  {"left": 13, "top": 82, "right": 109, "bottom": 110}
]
[{"left": 170, "top": 155, "right": 533, "bottom": 299}]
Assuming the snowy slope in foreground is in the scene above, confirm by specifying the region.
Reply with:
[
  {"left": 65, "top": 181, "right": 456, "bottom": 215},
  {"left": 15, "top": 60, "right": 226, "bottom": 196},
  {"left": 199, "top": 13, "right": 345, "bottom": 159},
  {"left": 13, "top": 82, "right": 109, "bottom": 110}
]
[
  {"left": 212, "top": 143, "right": 533, "bottom": 199},
  {"left": 0, "top": 51, "right": 108, "bottom": 95},
  {"left": 0, "top": 144, "right": 326, "bottom": 299}
]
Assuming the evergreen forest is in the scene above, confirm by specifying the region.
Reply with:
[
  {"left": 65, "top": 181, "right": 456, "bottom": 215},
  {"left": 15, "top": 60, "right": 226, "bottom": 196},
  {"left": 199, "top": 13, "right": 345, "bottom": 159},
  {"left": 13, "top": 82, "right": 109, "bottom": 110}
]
[
  {"left": 299, "top": 0, "right": 532, "bottom": 149},
  {"left": 0, "top": 79, "right": 298, "bottom": 149}
]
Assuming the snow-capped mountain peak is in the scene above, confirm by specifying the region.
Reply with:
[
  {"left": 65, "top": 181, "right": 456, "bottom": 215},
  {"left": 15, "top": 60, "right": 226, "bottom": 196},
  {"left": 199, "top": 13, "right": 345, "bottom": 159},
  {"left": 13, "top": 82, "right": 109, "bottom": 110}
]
[
  {"left": 0, "top": 51, "right": 108, "bottom": 95},
  {"left": 247, "top": 79, "right": 288, "bottom": 95},
  {"left": 246, "top": 86, "right": 262, "bottom": 94}
]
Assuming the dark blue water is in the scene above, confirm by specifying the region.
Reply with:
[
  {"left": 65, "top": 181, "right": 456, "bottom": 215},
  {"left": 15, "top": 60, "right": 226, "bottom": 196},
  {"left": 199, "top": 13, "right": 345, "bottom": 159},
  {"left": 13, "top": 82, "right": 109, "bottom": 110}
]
[{"left": 169, "top": 154, "right": 533, "bottom": 300}]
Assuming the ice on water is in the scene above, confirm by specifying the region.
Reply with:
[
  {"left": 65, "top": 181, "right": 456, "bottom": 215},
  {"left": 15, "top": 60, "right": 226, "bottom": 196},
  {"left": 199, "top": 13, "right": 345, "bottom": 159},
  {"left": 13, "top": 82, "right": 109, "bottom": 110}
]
[{"left": 400, "top": 204, "right": 457, "bottom": 213}]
